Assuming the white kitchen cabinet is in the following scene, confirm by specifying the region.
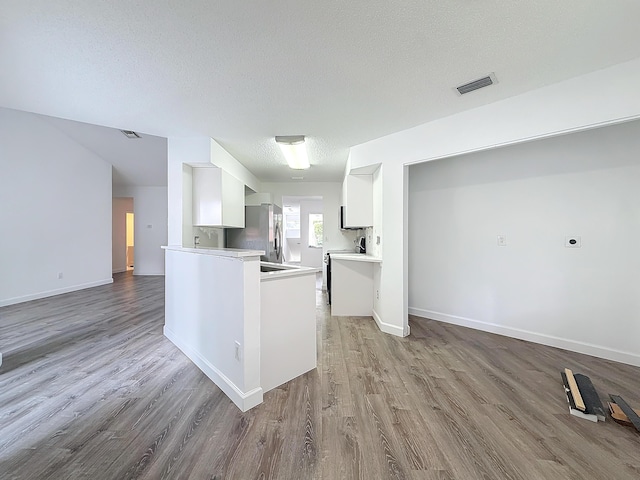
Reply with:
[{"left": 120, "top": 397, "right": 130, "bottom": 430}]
[
  {"left": 331, "top": 257, "right": 374, "bottom": 316},
  {"left": 192, "top": 166, "right": 245, "bottom": 227},
  {"left": 343, "top": 174, "right": 373, "bottom": 228},
  {"left": 330, "top": 254, "right": 381, "bottom": 317}
]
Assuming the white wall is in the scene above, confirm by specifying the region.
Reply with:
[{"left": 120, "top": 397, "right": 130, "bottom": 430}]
[
  {"left": 209, "top": 138, "right": 260, "bottom": 193},
  {"left": 370, "top": 165, "right": 383, "bottom": 319},
  {"left": 0, "top": 107, "right": 113, "bottom": 306},
  {"left": 113, "top": 186, "right": 168, "bottom": 275},
  {"left": 112, "top": 197, "right": 133, "bottom": 273},
  {"left": 181, "top": 163, "right": 194, "bottom": 247},
  {"left": 409, "top": 120, "right": 640, "bottom": 366},
  {"left": 348, "top": 57, "right": 640, "bottom": 341},
  {"left": 366, "top": 166, "right": 383, "bottom": 258}
]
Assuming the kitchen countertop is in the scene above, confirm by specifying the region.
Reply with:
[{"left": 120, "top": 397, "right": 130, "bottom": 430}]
[
  {"left": 162, "top": 245, "right": 265, "bottom": 258},
  {"left": 330, "top": 253, "right": 382, "bottom": 263}
]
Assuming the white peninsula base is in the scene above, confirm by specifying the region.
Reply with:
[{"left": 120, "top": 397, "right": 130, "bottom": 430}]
[
  {"left": 261, "top": 265, "right": 317, "bottom": 392},
  {"left": 163, "top": 246, "right": 317, "bottom": 411}
]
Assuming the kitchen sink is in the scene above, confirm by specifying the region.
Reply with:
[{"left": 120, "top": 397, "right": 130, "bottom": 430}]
[
  {"left": 260, "top": 265, "right": 286, "bottom": 272},
  {"left": 260, "top": 262, "right": 295, "bottom": 273}
]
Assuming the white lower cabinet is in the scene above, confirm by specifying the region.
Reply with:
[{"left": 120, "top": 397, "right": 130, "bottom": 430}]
[{"left": 330, "top": 256, "right": 380, "bottom": 316}]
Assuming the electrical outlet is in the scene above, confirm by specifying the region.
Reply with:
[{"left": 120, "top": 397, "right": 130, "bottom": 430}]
[
  {"left": 497, "top": 235, "right": 507, "bottom": 247},
  {"left": 57, "top": 272, "right": 64, "bottom": 279},
  {"left": 234, "top": 341, "right": 241, "bottom": 361}
]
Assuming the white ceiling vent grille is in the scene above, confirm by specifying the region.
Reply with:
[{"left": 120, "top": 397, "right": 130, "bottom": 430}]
[
  {"left": 121, "top": 130, "right": 141, "bottom": 139},
  {"left": 456, "top": 73, "right": 497, "bottom": 95}
]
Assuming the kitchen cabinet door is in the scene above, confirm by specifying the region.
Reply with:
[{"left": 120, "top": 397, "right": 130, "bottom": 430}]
[
  {"left": 343, "top": 174, "right": 373, "bottom": 228},
  {"left": 192, "top": 166, "right": 244, "bottom": 227}
]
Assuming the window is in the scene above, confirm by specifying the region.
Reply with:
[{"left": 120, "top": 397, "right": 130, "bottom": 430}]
[{"left": 308, "top": 213, "right": 323, "bottom": 247}]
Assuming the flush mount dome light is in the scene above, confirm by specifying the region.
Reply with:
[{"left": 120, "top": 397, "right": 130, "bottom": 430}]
[{"left": 275, "top": 135, "right": 310, "bottom": 170}]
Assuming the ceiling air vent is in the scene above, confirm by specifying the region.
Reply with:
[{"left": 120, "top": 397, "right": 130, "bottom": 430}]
[
  {"left": 120, "top": 130, "right": 141, "bottom": 139},
  {"left": 456, "top": 73, "right": 497, "bottom": 95}
]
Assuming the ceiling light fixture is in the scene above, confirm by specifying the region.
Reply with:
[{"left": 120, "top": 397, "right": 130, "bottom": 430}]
[
  {"left": 121, "top": 130, "right": 141, "bottom": 139},
  {"left": 275, "top": 135, "right": 310, "bottom": 170}
]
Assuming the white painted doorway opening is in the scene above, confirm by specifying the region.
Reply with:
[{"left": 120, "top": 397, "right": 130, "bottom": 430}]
[
  {"left": 126, "top": 212, "right": 134, "bottom": 271},
  {"left": 281, "top": 196, "right": 324, "bottom": 269}
]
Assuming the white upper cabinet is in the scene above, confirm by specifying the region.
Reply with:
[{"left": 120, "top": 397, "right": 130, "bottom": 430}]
[
  {"left": 192, "top": 166, "right": 245, "bottom": 227},
  {"left": 343, "top": 174, "right": 373, "bottom": 228}
]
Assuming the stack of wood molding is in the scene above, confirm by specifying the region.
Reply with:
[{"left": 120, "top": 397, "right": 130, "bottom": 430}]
[
  {"left": 608, "top": 395, "right": 640, "bottom": 433},
  {"left": 560, "top": 368, "right": 605, "bottom": 422}
]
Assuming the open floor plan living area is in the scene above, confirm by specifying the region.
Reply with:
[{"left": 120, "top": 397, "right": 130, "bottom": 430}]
[{"left": 2, "top": 2, "right": 640, "bottom": 479}]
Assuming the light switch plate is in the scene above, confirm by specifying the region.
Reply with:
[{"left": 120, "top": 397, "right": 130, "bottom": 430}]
[{"left": 497, "top": 235, "right": 507, "bottom": 246}]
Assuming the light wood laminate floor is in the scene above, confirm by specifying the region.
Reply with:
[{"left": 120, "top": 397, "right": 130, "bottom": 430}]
[{"left": 1, "top": 272, "right": 639, "bottom": 479}]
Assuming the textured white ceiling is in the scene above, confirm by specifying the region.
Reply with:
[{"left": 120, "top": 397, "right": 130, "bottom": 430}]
[{"left": 1, "top": 1, "right": 639, "bottom": 183}]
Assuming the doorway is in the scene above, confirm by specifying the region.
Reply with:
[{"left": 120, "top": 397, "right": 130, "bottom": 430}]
[
  {"left": 112, "top": 197, "right": 134, "bottom": 274},
  {"left": 126, "top": 212, "right": 134, "bottom": 271},
  {"left": 283, "top": 203, "right": 301, "bottom": 264},
  {"left": 281, "top": 196, "right": 324, "bottom": 269}
]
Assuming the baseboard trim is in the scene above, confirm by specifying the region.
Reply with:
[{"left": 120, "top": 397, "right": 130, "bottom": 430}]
[
  {"left": 132, "top": 272, "right": 165, "bottom": 276},
  {"left": 372, "top": 309, "right": 407, "bottom": 337},
  {"left": 112, "top": 268, "right": 127, "bottom": 274},
  {"left": 0, "top": 278, "right": 114, "bottom": 307},
  {"left": 408, "top": 307, "right": 640, "bottom": 367},
  {"left": 164, "top": 326, "right": 263, "bottom": 411}
]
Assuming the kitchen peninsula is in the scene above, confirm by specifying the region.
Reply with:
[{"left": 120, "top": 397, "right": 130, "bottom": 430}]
[{"left": 163, "top": 246, "right": 317, "bottom": 411}]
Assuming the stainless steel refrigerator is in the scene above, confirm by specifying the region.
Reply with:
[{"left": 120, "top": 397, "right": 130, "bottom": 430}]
[{"left": 225, "top": 204, "right": 283, "bottom": 263}]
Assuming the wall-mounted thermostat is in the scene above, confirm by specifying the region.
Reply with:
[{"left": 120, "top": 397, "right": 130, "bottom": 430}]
[{"left": 565, "top": 236, "right": 581, "bottom": 248}]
